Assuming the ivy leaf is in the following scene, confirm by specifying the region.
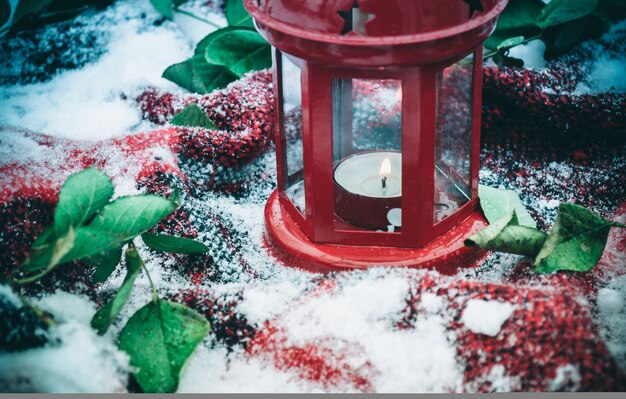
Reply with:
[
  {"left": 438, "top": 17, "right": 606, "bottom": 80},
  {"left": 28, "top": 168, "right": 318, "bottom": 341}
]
[
  {"left": 141, "top": 232, "right": 209, "bottom": 254},
  {"left": 91, "top": 245, "right": 143, "bottom": 335},
  {"left": 465, "top": 211, "right": 548, "bottom": 257},
  {"left": 225, "top": 0, "right": 255, "bottom": 28},
  {"left": 88, "top": 248, "right": 123, "bottom": 283},
  {"left": 118, "top": 301, "right": 210, "bottom": 393},
  {"left": 150, "top": 0, "right": 174, "bottom": 19},
  {"left": 12, "top": 0, "right": 52, "bottom": 24},
  {"left": 89, "top": 195, "right": 177, "bottom": 241},
  {"left": 170, "top": 104, "right": 218, "bottom": 130},
  {"left": 54, "top": 167, "right": 114, "bottom": 237},
  {"left": 534, "top": 203, "right": 614, "bottom": 273},
  {"left": 485, "top": 0, "right": 543, "bottom": 49},
  {"left": 0, "top": 0, "right": 11, "bottom": 29},
  {"left": 204, "top": 27, "right": 271, "bottom": 77},
  {"left": 478, "top": 185, "right": 537, "bottom": 228},
  {"left": 162, "top": 55, "right": 238, "bottom": 94},
  {"left": 492, "top": 53, "right": 525, "bottom": 68},
  {"left": 22, "top": 227, "right": 123, "bottom": 276},
  {"left": 536, "top": 0, "right": 599, "bottom": 29}
]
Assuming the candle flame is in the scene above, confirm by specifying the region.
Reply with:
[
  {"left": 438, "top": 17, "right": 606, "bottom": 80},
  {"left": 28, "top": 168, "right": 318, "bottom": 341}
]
[{"left": 379, "top": 158, "right": 391, "bottom": 177}]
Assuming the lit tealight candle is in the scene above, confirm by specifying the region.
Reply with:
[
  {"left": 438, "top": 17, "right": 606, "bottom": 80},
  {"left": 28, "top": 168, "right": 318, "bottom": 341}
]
[{"left": 333, "top": 151, "right": 402, "bottom": 229}]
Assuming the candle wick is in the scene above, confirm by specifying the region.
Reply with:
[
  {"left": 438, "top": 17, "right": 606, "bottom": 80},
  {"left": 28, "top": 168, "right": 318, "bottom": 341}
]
[{"left": 381, "top": 176, "right": 387, "bottom": 190}]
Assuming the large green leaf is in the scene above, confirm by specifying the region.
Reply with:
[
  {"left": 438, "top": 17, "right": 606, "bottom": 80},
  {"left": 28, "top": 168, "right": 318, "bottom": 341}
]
[
  {"left": 54, "top": 167, "right": 114, "bottom": 236},
  {"left": 141, "top": 232, "right": 209, "bottom": 254},
  {"left": 465, "top": 211, "right": 547, "bottom": 257},
  {"left": 170, "top": 104, "right": 218, "bottom": 130},
  {"left": 496, "top": 0, "right": 545, "bottom": 31},
  {"left": 204, "top": 28, "right": 271, "bottom": 77},
  {"left": 89, "top": 195, "right": 177, "bottom": 241},
  {"left": 536, "top": 0, "right": 599, "bottom": 29},
  {"left": 91, "top": 245, "right": 143, "bottom": 335},
  {"left": 534, "top": 203, "right": 614, "bottom": 273},
  {"left": 162, "top": 55, "right": 238, "bottom": 94},
  {"left": 118, "top": 301, "right": 210, "bottom": 393},
  {"left": 225, "top": 0, "right": 254, "bottom": 28},
  {"left": 478, "top": 185, "right": 537, "bottom": 228}
]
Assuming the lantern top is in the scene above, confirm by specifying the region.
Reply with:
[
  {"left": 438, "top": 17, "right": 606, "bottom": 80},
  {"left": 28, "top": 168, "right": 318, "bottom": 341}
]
[{"left": 244, "top": 0, "right": 508, "bottom": 66}]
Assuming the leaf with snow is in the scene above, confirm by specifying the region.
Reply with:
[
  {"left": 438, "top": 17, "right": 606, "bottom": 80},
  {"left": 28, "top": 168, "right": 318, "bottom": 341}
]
[
  {"left": 163, "top": 55, "right": 238, "bottom": 94},
  {"left": 141, "top": 232, "right": 209, "bottom": 254},
  {"left": 150, "top": 0, "right": 174, "bottom": 19},
  {"left": 478, "top": 185, "right": 537, "bottom": 228},
  {"left": 54, "top": 167, "right": 114, "bottom": 236},
  {"left": 89, "top": 195, "right": 177, "bottom": 241},
  {"left": 170, "top": 104, "right": 218, "bottom": 130},
  {"left": 118, "top": 300, "right": 210, "bottom": 393},
  {"left": 91, "top": 245, "right": 142, "bottom": 335},
  {"left": 465, "top": 211, "right": 547, "bottom": 257},
  {"left": 204, "top": 27, "right": 271, "bottom": 77},
  {"left": 536, "top": 0, "right": 599, "bottom": 29},
  {"left": 226, "top": 0, "right": 255, "bottom": 28},
  {"left": 534, "top": 203, "right": 617, "bottom": 273}
]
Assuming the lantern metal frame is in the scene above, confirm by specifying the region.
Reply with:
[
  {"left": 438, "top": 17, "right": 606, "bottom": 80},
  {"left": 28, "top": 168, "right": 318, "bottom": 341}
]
[{"left": 247, "top": 0, "right": 508, "bottom": 273}]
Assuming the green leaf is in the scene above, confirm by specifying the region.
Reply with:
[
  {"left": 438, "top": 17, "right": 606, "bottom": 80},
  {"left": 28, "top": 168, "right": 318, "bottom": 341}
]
[
  {"left": 0, "top": 0, "right": 11, "bottom": 29},
  {"left": 118, "top": 301, "right": 210, "bottom": 393},
  {"left": 89, "top": 195, "right": 177, "bottom": 241},
  {"left": 170, "top": 104, "right": 218, "bottom": 130},
  {"left": 150, "top": 0, "right": 174, "bottom": 19},
  {"left": 12, "top": 0, "right": 52, "bottom": 23},
  {"left": 225, "top": 0, "right": 254, "bottom": 28},
  {"left": 478, "top": 185, "right": 537, "bottom": 228},
  {"left": 21, "top": 227, "right": 123, "bottom": 280},
  {"left": 91, "top": 245, "right": 143, "bottom": 335},
  {"left": 162, "top": 55, "right": 238, "bottom": 94},
  {"left": 89, "top": 248, "right": 123, "bottom": 283},
  {"left": 465, "top": 211, "right": 548, "bottom": 257},
  {"left": 496, "top": 35, "right": 525, "bottom": 50},
  {"left": 534, "top": 203, "right": 613, "bottom": 273},
  {"left": 536, "top": 0, "right": 599, "bottom": 29},
  {"left": 496, "top": 0, "right": 545, "bottom": 31},
  {"left": 54, "top": 167, "right": 114, "bottom": 237},
  {"left": 204, "top": 28, "right": 271, "bottom": 77},
  {"left": 141, "top": 233, "right": 209, "bottom": 254}
]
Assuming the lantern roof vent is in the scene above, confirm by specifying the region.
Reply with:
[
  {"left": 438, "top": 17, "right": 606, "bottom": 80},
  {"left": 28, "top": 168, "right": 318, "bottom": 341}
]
[{"left": 245, "top": 0, "right": 507, "bottom": 66}]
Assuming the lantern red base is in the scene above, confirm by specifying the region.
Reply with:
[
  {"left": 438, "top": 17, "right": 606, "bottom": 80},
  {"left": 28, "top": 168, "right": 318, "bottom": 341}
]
[{"left": 264, "top": 190, "right": 490, "bottom": 275}]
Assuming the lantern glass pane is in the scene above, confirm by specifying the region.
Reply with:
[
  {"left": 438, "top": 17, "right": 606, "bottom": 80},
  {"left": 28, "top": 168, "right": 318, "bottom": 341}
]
[
  {"left": 332, "top": 78, "right": 402, "bottom": 232},
  {"left": 434, "top": 56, "right": 473, "bottom": 223},
  {"left": 281, "top": 54, "right": 305, "bottom": 214}
]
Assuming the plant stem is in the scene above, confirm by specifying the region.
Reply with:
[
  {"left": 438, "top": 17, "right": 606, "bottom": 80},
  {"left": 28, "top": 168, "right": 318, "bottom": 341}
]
[
  {"left": 173, "top": 7, "right": 222, "bottom": 29},
  {"left": 483, "top": 35, "right": 542, "bottom": 61},
  {"left": 134, "top": 243, "right": 159, "bottom": 304},
  {"left": 19, "top": 296, "right": 57, "bottom": 328}
]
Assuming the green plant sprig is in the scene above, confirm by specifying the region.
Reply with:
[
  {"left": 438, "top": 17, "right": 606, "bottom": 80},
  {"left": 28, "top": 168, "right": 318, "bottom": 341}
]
[
  {"left": 468, "top": 186, "right": 626, "bottom": 274},
  {"left": 12, "top": 167, "right": 211, "bottom": 393}
]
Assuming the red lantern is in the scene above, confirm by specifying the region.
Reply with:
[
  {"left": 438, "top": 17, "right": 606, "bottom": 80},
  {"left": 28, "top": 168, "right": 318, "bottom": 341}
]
[{"left": 245, "top": 0, "right": 508, "bottom": 273}]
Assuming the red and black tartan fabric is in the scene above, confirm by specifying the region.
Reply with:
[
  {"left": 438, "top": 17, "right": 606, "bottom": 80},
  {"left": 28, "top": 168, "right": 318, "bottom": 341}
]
[{"left": 1, "top": 32, "right": 626, "bottom": 391}]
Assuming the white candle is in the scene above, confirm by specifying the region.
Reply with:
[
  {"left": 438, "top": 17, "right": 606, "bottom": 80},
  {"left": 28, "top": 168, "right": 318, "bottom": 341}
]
[{"left": 334, "top": 152, "right": 402, "bottom": 198}]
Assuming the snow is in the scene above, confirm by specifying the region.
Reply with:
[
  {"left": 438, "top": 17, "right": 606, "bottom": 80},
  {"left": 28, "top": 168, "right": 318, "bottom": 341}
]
[
  {"left": 508, "top": 39, "right": 547, "bottom": 69},
  {"left": 596, "top": 276, "right": 626, "bottom": 372},
  {"left": 0, "top": 0, "right": 201, "bottom": 140},
  {"left": 461, "top": 299, "right": 516, "bottom": 337},
  {"left": 575, "top": 57, "right": 626, "bottom": 94},
  {"left": 0, "top": 291, "right": 131, "bottom": 393}
]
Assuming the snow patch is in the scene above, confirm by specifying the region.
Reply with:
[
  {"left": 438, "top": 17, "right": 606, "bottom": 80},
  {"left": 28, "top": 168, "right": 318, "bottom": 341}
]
[{"left": 461, "top": 300, "right": 516, "bottom": 337}]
